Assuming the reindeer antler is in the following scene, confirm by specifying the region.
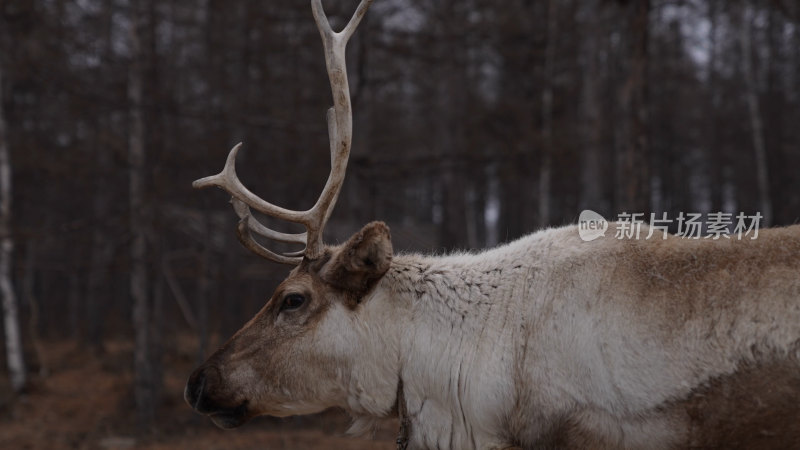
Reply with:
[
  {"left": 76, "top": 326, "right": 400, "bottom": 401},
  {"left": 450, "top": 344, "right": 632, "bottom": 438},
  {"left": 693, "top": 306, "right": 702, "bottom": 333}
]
[{"left": 193, "top": 0, "right": 373, "bottom": 264}]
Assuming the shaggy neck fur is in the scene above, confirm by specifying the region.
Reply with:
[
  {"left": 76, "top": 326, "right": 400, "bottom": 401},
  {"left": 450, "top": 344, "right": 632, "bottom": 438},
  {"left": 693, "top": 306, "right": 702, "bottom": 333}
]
[
  {"left": 383, "top": 242, "right": 550, "bottom": 449},
  {"left": 345, "top": 230, "right": 557, "bottom": 448}
]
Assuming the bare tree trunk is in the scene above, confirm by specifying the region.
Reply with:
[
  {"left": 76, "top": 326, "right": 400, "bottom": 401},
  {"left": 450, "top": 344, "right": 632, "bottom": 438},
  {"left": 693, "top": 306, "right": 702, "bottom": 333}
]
[
  {"left": 86, "top": 193, "right": 112, "bottom": 352},
  {"left": 195, "top": 217, "right": 210, "bottom": 365},
  {"left": 68, "top": 273, "right": 81, "bottom": 338},
  {"left": 467, "top": 169, "right": 487, "bottom": 247},
  {"left": 579, "top": 0, "right": 603, "bottom": 213},
  {"left": 128, "top": 3, "right": 153, "bottom": 427},
  {"left": 740, "top": 1, "right": 772, "bottom": 226},
  {"left": 539, "top": 0, "right": 557, "bottom": 228},
  {"left": 151, "top": 244, "right": 164, "bottom": 410},
  {"left": 464, "top": 187, "right": 479, "bottom": 249},
  {"left": 707, "top": 0, "right": 724, "bottom": 214},
  {"left": 22, "top": 241, "right": 46, "bottom": 377},
  {"left": 764, "top": 5, "right": 785, "bottom": 224},
  {"left": 0, "top": 63, "right": 26, "bottom": 392},
  {"left": 617, "top": 0, "right": 651, "bottom": 215},
  {"left": 85, "top": 0, "right": 117, "bottom": 354},
  {"left": 437, "top": 0, "right": 468, "bottom": 249}
]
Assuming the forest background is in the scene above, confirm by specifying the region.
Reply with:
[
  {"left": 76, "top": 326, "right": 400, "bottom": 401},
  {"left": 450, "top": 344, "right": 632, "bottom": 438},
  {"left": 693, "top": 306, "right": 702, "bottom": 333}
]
[{"left": 0, "top": 0, "right": 798, "bottom": 448}]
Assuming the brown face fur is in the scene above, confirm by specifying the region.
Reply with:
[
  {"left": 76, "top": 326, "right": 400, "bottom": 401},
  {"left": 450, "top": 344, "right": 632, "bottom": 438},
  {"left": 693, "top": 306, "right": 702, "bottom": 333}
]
[{"left": 184, "top": 222, "right": 393, "bottom": 428}]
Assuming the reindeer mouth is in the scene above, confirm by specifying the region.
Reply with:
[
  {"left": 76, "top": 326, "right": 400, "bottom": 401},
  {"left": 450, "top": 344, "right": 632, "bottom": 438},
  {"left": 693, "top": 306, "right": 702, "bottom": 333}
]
[
  {"left": 195, "top": 399, "right": 249, "bottom": 429},
  {"left": 208, "top": 403, "right": 250, "bottom": 429}
]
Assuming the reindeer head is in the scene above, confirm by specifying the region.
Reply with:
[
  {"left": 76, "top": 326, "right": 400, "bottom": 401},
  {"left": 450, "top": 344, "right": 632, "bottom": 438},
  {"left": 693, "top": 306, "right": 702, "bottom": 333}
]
[
  {"left": 184, "top": 0, "right": 394, "bottom": 429},
  {"left": 184, "top": 222, "right": 393, "bottom": 428}
]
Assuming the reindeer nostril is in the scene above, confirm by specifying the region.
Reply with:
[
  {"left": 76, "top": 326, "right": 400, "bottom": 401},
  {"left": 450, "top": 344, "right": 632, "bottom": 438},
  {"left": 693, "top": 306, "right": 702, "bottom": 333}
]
[
  {"left": 185, "top": 364, "right": 226, "bottom": 413},
  {"left": 185, "top": 367, "right": 210, "bottom": 411},
  {"left": 192, "top": 372, "right": 206, "bottom": 410}
]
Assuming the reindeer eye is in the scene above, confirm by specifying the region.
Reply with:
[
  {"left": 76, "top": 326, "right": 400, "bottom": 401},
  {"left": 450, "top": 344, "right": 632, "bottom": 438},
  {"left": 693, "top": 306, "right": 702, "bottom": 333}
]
[{"left": 281, "top": 294, "right": 306, "bottom": 312}]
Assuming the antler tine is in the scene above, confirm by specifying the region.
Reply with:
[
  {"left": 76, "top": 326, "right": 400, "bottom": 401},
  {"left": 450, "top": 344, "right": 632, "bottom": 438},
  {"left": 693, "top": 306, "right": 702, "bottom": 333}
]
[
  {"left": 193, "top": 0, "right": 372, "bottom": 264},
  {"left": 231, "top": 200, "right": 307, "bottom": 245},
  {"left": 236, "top": 219, "right": 303, "bottom": 265},
  {"left": 342, "top": 0, "right": 373, "bottom": 42},
  {"left": 193, "top": 143, "right": 308, "bottom": 224},
  {"left": 302, "top": 0, "right": 374, "bottom": 258},
  {"left": 311, "top": 0, "right": 373, "bottom": 45}
]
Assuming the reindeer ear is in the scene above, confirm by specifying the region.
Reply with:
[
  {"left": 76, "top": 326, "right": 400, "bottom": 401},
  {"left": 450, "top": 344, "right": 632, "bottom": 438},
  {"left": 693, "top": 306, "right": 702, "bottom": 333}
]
[{"left": 319, "top": 221, "right": 393, "bottom": 300}]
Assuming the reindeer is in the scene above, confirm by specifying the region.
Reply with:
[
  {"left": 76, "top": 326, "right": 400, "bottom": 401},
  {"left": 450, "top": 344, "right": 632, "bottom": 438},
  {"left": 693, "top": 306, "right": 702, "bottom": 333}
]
[{"left": 185, "top": 1, "right": 800, "bottom": 448}]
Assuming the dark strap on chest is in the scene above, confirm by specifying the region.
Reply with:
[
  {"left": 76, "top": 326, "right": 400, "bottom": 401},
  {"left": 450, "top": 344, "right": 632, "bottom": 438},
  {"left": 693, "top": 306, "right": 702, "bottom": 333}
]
[{"left": 396, "top": 378, "right": 411, "bottom": 450}]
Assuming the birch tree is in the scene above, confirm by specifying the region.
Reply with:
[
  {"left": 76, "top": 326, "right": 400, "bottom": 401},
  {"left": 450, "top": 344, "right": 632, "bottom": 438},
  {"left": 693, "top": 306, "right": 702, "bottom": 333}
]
[{"left": 0, "top": 59, "right": 26, "bottom": 392}]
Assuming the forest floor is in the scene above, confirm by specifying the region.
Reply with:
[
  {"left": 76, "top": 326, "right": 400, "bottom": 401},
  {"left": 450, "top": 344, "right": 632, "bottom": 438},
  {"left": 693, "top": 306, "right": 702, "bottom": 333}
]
[{"left": 0, "top": 336, "right": 397, "bottom": 449}]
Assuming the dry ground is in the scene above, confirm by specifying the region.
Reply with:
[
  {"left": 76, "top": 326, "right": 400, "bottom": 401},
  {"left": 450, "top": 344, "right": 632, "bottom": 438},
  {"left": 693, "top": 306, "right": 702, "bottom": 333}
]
[{"left": 0, "top": 336, "right": 397, "bottom": 449}]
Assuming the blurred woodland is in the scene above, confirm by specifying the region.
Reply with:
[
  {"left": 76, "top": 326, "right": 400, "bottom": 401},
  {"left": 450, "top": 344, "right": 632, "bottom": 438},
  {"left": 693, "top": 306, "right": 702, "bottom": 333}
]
[{"left": 0, "top": 0, "right": 799, "bottom": 446}]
